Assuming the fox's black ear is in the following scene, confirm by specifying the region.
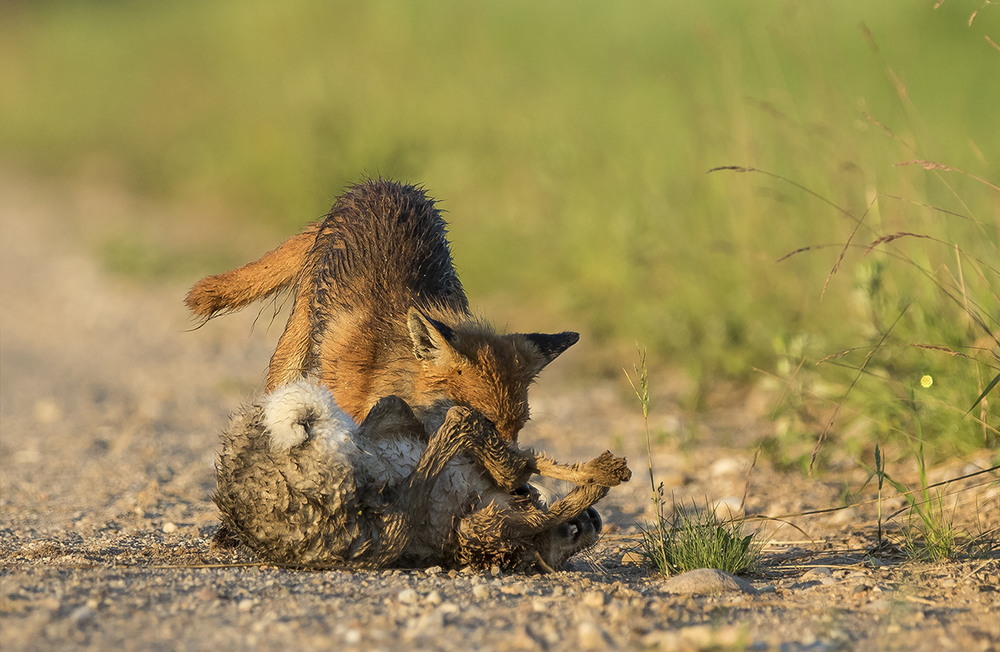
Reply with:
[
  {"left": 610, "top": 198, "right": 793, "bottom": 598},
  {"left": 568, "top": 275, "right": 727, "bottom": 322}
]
[
  {"left": 407, "top": 308, "right": 457, "bottom": 362},
  {"left": 525, "top": 331, "right": 579, "bottom": 374}
]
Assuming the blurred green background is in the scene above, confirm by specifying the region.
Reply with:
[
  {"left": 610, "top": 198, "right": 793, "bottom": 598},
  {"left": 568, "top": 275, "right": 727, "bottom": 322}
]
[{"left": 2, "top": 0, "right": 997, "bottom": 461}]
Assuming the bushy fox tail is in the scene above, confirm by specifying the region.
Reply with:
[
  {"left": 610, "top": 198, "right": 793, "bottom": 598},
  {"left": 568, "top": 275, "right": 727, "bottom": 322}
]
[{"left": 185, "top": 222, "right": 322, "bottom": 320}]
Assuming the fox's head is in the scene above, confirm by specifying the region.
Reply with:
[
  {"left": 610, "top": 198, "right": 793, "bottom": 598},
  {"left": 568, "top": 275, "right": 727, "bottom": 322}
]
[{"left": 407, "top": 308, "right": 578, "bottom": 441}]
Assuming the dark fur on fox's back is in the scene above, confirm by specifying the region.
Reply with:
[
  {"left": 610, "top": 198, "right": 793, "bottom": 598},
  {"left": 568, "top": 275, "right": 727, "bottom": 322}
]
[
  {"left": 186, "top": 178, "right": 580, "bottom": 442},
  {"left": 303, "top": 180, "right": 565, "bottom": 439},
  {"left": 310, "top": 180, "right": 470, "bottom": 318}
]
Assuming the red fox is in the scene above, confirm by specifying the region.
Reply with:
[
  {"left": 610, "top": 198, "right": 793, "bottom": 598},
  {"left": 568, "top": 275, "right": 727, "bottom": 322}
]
[{"left": 186, "top": 179, "right": 578, "bottom": 442}]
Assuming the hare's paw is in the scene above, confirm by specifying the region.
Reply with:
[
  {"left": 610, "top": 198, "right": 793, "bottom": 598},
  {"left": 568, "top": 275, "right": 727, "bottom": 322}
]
[{"left": 584, "top": 451, "right": 632, "bottom": 486}]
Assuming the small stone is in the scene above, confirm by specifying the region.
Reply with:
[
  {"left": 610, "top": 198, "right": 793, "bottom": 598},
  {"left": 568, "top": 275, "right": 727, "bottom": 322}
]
[
  {"left": 34, "top": 398, "right": 61, "bottom": 424},
  {"left": 69, "top": 605, "right": 95, "bottom": 625},
  {"left": 500, "top": 581, "right": 527, "bottom": 595},
  {"left": 397, "top": 589, "right": 418, "bottom": 605},
  {"left": 710, "top": 458, "right": 743, "bottom": 476},
  {"left": 424, "top": 565, "right": 442, "bottom": 575},
  {"left": 621, "top": 551, "right": 645, "bottom": 566},
  {"left": 803, "top": 566, "right": 833, "bottom": 577},
  {"left": 472, "top": 584, "right": 490, "bottom": 600},
  {"left": 162, "top": 522, "right": 178, "bottom": 534},
  {"left": 196, "top": 587, "right": 219, "bottom": 601},
  {"left": 661, "top": 568, "right": 757, "bottom": 595},
  {"left": 425, "top": 590, "right": 442, "bottom": 606},
  {"left": 577, "top": 621, "right": 607, "bottom": 650},
  {"left": 803, "top": 566, "right": 837, "bottom": 585}
]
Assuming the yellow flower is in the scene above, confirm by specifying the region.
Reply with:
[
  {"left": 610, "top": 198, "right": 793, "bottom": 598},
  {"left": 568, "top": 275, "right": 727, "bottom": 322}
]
[{"left": 920, "top": 374, "right": 933, "bottom": 388}]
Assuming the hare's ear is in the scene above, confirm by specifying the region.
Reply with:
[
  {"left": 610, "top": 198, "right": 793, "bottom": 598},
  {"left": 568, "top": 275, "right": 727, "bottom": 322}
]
[
  {"left": 407, "top": 308, "right": 459, "bottom": 363},
  {"left": 359, "top": 395, "right": 427, "bottom": 441},
  {"left": 523, "top": 331, "right": 579, "bottom": 375}
]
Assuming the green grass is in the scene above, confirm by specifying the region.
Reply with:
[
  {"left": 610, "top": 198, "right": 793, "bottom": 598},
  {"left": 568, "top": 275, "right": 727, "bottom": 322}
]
[
  {"left": 1, "top": 0, "right": 997, "bottom": 459},
  {"left": 869, "top": 443, "right": 1000, "bottom": 561},
  {"left": 639, "top": 501, "right": 764, "bottom": 576},
  {"left": 629, "top": 347, "right": 764, "bottom": 575}
]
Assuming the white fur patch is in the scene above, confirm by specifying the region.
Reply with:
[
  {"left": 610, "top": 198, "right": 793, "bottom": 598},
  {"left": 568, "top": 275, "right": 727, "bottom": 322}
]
[{"left": 262, "top": 379, "right": 356, "bottom": 451}]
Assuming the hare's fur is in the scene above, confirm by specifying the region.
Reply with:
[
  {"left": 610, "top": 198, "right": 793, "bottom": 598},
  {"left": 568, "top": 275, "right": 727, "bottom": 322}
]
[{"left": 215, "top": 380, "right": 630, "bottom": 571}]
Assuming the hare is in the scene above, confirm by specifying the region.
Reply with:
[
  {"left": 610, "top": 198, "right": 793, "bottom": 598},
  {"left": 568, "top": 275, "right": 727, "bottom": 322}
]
[{"left": 215, "top": 380, "right": 630, "bottom": 571}]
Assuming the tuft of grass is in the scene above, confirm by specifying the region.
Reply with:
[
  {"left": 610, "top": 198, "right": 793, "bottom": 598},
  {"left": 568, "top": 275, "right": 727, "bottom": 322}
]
[
  {"left": 628, "top": 349, "right": 764, "bottom": 576},
  {"left": 868, "top": 442, "right": 1000, "bottom": 561},
  {"left": 640, "top": 500, "right": 764, "bottom": 576}
]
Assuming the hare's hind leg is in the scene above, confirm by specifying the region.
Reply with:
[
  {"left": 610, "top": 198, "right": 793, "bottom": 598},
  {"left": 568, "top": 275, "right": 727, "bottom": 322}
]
[
  {"left": 444, "top": 408, "right": 533, "bottom": 492},
  {"left": 529, "top": 450, "right": 632, "bottom": 487}
]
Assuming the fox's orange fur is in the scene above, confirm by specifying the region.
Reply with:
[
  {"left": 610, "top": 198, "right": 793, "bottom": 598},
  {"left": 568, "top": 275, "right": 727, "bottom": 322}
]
[{"left": 186, "top": 179, "right": 578, "bottom": 441}]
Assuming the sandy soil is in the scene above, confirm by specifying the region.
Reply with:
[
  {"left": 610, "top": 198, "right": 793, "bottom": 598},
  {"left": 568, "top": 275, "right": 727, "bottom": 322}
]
[{"left": 1, "top": 175, "right": 998, "bottom": 651}]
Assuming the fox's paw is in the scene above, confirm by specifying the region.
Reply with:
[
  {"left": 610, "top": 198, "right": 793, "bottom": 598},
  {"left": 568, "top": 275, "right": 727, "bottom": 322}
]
[
  {"left": 442, "top": 405, "right": 494, "bottom": 431},
  {"left": 582, "top": 451, "right": 632, "bottom": 487},
  {"left": 443, "top": 405, "right": 474, "bottom": 423}
]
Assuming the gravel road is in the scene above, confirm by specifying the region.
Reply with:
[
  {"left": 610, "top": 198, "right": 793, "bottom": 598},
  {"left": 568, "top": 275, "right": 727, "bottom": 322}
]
[{"left": 1, "top": 175, "right": 997, "bottom": 651}]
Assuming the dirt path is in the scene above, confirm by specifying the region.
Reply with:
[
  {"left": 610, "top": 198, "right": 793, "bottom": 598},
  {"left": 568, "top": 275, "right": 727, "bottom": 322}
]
[{"left": 1, "top": 176, "right": 997, "bottom": 651}]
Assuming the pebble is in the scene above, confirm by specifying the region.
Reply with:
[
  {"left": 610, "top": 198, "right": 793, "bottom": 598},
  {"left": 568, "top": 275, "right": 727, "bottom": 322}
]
[
  {"left": 196, "top": 587, "right": 219, "bottom": 601},
  {"left": 500, "top": 581, "right": 527, "bottom": 595},
  {"left": 710, "top": 458, "right": 743, "bottom": 476},
  {"left": 582, "top": 591, "right": 606, "bottom": 608},
  {"left": 162, "top": 522, "right": 177, "bottom": 534},
  {"left": 34, "top": 398, "right": 61, "bottom": 424},
  {"left": 69, "top": 605, "right": 95, "bottom": 625},
  {"left": 802, "top": 567, "right": 838, "bottom": 585},
  {"left": 472, "top": 584, "right": 490, "bottom": 600},
  {"left": 803, "top": 566, "right": 833, "bottom": 578},
  {"left": 397, "top": 589, "right": 418, "bottom": 605},
  {"left": 662, "top": 569, "right": 757, "bottom": 595},
  {"left": 577, "top": 621, "right": 606, "bottom": 650}
]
